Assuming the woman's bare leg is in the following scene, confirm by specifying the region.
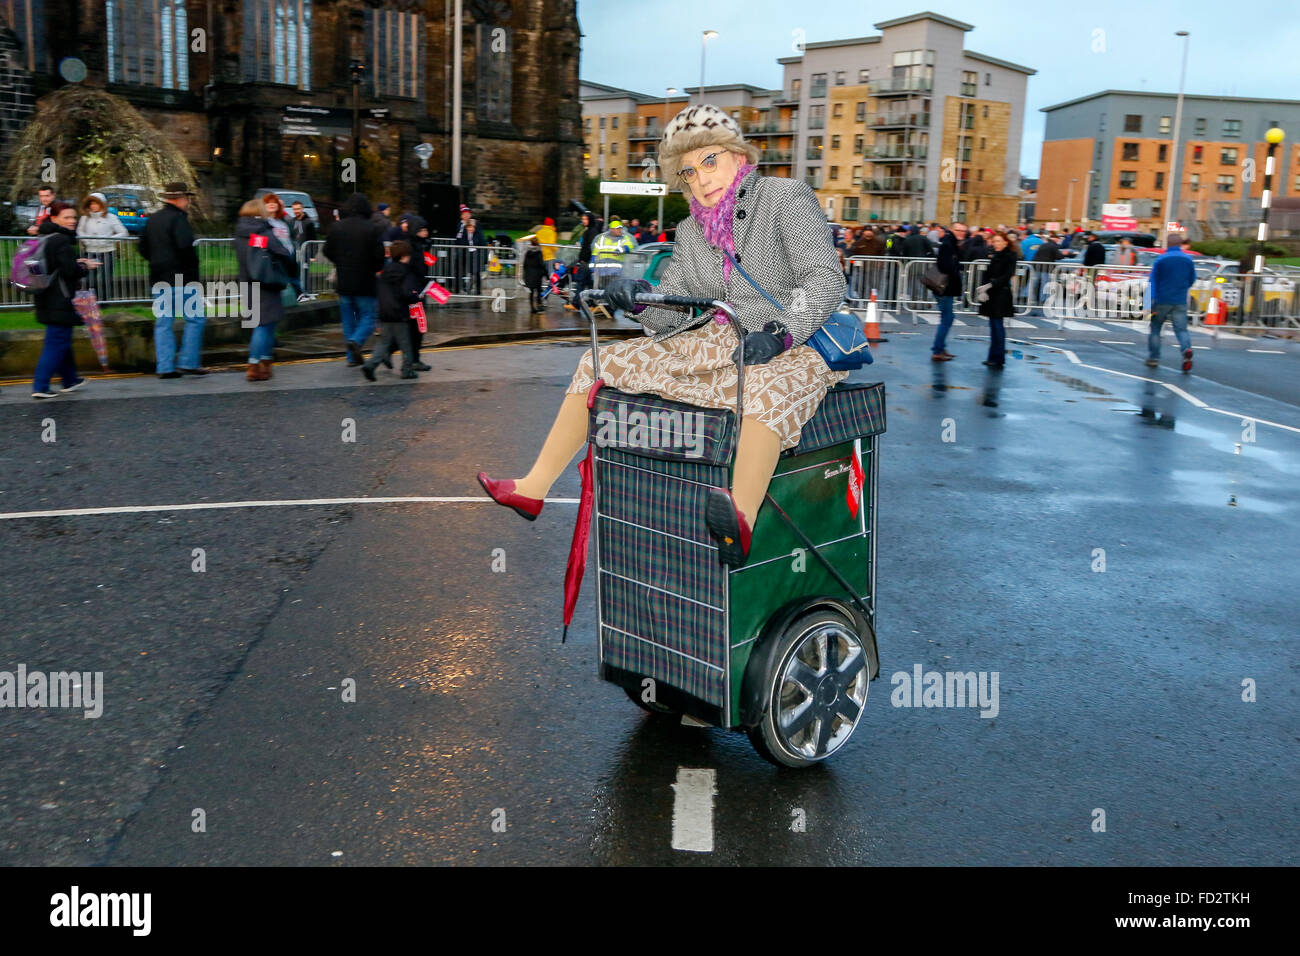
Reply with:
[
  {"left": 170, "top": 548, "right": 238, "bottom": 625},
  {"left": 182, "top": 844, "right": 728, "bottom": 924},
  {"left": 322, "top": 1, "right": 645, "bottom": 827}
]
[
  {"left": 730, "top": 417, "right": 782, "bottom": 526},
  {"left": 513, "top": 391, "right": 591, "bottom": 499}
]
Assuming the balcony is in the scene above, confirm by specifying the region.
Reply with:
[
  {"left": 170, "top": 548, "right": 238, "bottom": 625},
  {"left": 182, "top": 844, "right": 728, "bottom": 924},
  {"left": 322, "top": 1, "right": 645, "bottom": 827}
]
[
  {"left": 773, "top": 90, "right": 800, "bottom": 105},
  {"left": 864, "top": 145, "right": 928, "bottom": 161},
  {"left": 805, "top": 147, "right": 824, "bottom": 160},
  {"left": 758, "top": 149, "right": 792, "bottom": 165},
  {"left": 867, "top": 77, "right": 933, "bottom": 96},
  {"left": 626, "top": 152, "right": 657, "bottom": 166},
  {"left": 862, "top": 178, "right": 926, "bottom": 193},
  {"left": 626, "top": 125, "right": 662, "bottom": 141},
  {"left": 807, "top": 115, "right": 825, "bottom": 130},
  {"left": 744, "top": 121, "right": 797, "bottom": 135},
  {"left": 868, "top": 111, "right": 930, "bottom": 129}
]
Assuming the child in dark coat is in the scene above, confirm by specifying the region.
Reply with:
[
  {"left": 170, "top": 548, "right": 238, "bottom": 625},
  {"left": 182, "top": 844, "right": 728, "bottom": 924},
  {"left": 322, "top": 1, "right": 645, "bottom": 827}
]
[
  {"left": 522, "top": 238, "right": 546, "bottom": 313},
  {"left": 363, "top": 240, "right": 424, "bottom": 381}
]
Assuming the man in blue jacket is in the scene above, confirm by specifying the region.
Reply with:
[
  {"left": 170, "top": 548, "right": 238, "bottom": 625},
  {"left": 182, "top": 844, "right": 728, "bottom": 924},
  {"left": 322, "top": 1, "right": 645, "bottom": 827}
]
[{"left": 1146, "top": 233, "right": 1197, "bottom": 371}]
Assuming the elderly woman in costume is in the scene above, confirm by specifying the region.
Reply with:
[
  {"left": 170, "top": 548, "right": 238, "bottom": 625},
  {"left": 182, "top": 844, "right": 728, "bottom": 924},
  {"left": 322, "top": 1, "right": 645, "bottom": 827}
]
[{"left": 477, "top": 105, "right": 846, "bottom": 567}]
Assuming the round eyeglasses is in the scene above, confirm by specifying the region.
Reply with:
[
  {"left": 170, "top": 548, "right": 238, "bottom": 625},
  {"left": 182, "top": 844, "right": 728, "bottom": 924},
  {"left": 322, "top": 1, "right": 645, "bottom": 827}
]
[{"left": 677, "top": 152, "right": 722, "bottom": 183}]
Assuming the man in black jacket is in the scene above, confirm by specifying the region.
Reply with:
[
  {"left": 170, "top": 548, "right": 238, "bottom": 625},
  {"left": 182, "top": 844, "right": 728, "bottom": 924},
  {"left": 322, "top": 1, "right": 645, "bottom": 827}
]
[
  {"left": 323, "top": 193, "right": 385, "bottom": 365},
  {"left": 900, "top": 224, "right": 933, "bottom": 258},
  {"left": 1030, "top": 234, "right": 1063, "bottom": 306},
  {"left": 138, "top": 182, "right": 207, "bottom": 378},
  {"left": 1081, "top": 232, "right": 1106, "bottom": 267},
  {"left": 930, "top": 226, "right": 964, "bottom": 361}
]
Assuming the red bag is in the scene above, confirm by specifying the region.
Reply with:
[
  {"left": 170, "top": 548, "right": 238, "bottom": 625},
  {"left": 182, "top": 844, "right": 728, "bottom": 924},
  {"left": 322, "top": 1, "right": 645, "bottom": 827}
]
[{"left": 409, "top": 301, "right": 427, "bottom": 333}]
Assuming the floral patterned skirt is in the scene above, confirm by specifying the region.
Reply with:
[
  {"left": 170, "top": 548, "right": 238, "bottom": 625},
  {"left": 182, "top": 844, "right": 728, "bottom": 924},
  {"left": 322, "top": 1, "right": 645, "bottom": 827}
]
[{"left": 566, "top": 318, "right": 847, "bottom": 450}]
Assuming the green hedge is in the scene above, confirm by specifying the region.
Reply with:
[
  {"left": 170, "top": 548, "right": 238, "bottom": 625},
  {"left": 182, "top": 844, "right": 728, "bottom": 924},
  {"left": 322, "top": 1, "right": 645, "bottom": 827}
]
[{"left": 1189, "top": 239, "right": 1289, "bottom": 259}]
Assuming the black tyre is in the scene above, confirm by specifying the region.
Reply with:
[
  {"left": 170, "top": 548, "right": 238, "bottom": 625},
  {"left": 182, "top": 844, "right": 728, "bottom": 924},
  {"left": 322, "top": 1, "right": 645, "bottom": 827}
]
[
  {"left": 747, "top": 608, "right": 871, "bottom": 768},
  {"left": 624, "top": 682, "right": 677, "bottom": 715}
]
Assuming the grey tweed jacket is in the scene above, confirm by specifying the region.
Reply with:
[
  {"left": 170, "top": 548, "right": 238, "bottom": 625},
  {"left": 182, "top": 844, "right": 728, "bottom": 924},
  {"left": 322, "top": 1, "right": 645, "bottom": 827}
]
[{"left": 638, "top": 167, "right": 846, "bottom": 347}]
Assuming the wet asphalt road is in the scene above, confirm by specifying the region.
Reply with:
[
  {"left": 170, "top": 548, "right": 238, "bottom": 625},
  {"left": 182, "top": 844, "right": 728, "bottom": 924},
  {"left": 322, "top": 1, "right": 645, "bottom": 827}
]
[{"left": 0, "top": 325, "right": 1296, "bottom": 866}]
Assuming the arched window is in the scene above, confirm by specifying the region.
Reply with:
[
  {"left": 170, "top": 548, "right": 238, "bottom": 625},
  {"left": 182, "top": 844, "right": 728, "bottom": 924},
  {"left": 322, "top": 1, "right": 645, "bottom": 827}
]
[
  {"left": 368, "top": 5, "right": 423, "bottom": 100},
  {"left": 0, "top": 0, "right": 45, "bottom": 72},
  {"left": 242, "top": 0, "right": 312, "bottom": 90}
]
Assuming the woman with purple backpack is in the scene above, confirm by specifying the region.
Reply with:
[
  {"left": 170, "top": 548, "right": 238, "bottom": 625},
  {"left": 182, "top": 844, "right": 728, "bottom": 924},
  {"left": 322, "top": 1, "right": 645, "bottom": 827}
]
[{"left": 29, "top": 202, "right": 100, "bottom": 399}]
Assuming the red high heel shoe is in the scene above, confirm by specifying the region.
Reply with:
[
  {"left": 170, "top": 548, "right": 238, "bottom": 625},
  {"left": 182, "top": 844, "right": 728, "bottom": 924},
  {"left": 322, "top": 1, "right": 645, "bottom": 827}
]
[
  {"left": 477, "top": 473, "right": 544, "bottom": 521},
  {"left": 705, "top": 487, "right": 752, "bottom": 567}
]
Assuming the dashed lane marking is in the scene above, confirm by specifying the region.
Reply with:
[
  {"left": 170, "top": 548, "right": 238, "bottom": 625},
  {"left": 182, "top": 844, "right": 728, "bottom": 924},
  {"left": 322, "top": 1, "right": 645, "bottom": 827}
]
[
  {"left": 1247, "top": 349, "right": 1286, "bottom": 354},
  {"left": 0, "top": 496, "right": 581, "bottom": 522}
]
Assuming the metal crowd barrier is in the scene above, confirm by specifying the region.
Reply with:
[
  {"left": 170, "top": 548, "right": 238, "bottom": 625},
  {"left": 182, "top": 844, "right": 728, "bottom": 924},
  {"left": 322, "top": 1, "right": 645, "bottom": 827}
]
[{"left": 423, "top": 240, "right": 519, "bottom": 301}]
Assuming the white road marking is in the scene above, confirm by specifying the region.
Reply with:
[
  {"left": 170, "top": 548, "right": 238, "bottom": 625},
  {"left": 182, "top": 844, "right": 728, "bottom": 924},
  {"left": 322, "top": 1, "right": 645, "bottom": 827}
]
[
  {"left": 1006, "top": 318, "right": 1037, "bottom": 328},
  {"left": 670, "top": 768, "right": 717, "bottom": 853},
  {"left": 0, "top": 496, "right": 581, "bottom": 522},
  {"left": 1060, "top": 320, "right": 1105, "bottom": 331},
  {"left": 1247, "top": 349, "right": 1286, "bottom": 354},
  {"left": 1029, "top": 337, "right": 1066, "bottom": 341},
  {"left": 1099, "top": 340, "right": 1135, "bottom": 345},
  {"left": 1012, "top": 339, "right": 1299, "bottom": 433}
]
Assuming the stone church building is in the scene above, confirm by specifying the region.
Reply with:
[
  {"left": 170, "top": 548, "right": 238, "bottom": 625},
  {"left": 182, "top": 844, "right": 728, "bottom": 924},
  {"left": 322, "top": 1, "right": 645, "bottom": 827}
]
[{"left": 0, "top": 0, "right": 584, "bottom": 231}]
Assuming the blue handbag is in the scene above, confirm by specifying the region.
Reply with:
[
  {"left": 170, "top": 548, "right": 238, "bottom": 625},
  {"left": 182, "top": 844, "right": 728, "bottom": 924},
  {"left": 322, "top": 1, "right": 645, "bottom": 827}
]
[{"left": 724, "top": 251, "right": 872, "bottom": 370}]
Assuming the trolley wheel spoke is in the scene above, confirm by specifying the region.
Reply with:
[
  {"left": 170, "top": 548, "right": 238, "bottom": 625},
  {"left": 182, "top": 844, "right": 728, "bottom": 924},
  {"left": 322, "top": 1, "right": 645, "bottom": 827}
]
[
  {"left": 836, "top": 650, "right": 866, "bottom": 689},
  {"left": 833, "top": 695, "right": 861, "bottom": 724},
  {"left": 787, "top": 660, "right": 821, "bottom": 694},
  {"left": 823, "top": 631, "right": 841, "bottom": 670},
  {"left": 814, "top": 712, "right": 836, "bottom": 755},
  {"left": 782, "top": 697, "right": 817, "bottom": 735}
]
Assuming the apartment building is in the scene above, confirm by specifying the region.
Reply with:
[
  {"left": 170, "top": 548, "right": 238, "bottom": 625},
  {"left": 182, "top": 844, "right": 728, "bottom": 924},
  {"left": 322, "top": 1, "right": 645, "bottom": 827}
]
[
  {"left": 776, "top": 12, "right": 1033, "bottom": 225},
  {"left": 1037, "top": 90, "right": 1300, "bottom": 235},
  {"left": 580, "top": 81, "right": 794, "bottom": 182}
]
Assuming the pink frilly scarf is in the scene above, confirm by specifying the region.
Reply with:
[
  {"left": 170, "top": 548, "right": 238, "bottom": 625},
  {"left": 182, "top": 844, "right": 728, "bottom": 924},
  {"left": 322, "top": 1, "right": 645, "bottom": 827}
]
[{"left": 689, "top": 162, "right": 756, "bottom": 286}]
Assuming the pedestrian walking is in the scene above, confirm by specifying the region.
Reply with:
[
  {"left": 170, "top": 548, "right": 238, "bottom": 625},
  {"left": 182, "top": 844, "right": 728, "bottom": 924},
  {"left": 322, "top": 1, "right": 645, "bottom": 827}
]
[
  {"left": 138, "top": 181, "right": 207, "bottom": 378},
  {"left": 76, "top": 192, "right": 128, "bottom": 301},
  {"left": 234, "top": 198, "right": 296, "bottom": 381},
  {"left": 323, "top": 193, "right": 385, "bottom": 366},
  {"left": 371, "top": 202, "right": 392, "bottom": 233},
  {"left": 1030, "top": 232, "right": 1062, "bottom": 305},
  {"left": 960, "top": 228, "right": 989, "bottom": 262},
  {"left": 27, "top": 185, "right": 56, "bottom": 235},
  {"left": 1115, "top": 237, "right": 1136, "bottom": 266},
  {"left": 401, "top": 215, "right": 433, "bottom": 371},
  {"left": 362, "top": 240, "right": 424, "bottom": 382},
  {"left": 977, "top": 230, "right": 1016, "bottom": 368},
  {"left": 523, "top": 237, "right": 547, "bottom": 313},
  {"left": 288, "top": 200, "right": 318, "bottom": 294},
  {"left": 30, "top": 202, "right": 99, "bottom": 399},
  {"left": 260, "top": 193, "right": 306, "bottom": 298},
  {"left": 1146, "top": 232, "right": 1196, "bottom": 371},
  {"left": 568, "top": 211, "right": 597, "bottom": 310},
  {"left": 590, "top": 219, "right": 637, "bottom": 288},
  {"left": 536, "top": 216, "right": 558, "bottom": 267},
  {"left": 1080, "top": 231, "right": 1105, "bottom": 267},
  {"left": 930, "top": 225, "right": 963, "bottom": 362},
  {"left": 1020, "top": 228, "right": 1044, "bottom": 263}
]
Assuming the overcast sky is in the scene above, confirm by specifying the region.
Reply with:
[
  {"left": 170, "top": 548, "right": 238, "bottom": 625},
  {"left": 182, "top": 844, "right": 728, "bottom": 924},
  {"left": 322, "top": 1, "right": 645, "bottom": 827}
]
[{"left": 577, "top": 0, "right": 1300, "bottom": 178}]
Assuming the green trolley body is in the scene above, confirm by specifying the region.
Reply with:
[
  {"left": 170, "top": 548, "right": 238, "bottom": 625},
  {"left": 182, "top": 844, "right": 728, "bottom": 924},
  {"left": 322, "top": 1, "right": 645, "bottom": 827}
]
[{"left": 589, "top": 376, "right": 886, "bottom": 766}]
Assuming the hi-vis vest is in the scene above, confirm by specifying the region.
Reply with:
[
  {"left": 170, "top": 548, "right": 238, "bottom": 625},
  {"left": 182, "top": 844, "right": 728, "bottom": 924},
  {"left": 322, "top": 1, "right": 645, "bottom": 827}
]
[{"left": 592, "top": 231, "right": 635, "bottom": 264}]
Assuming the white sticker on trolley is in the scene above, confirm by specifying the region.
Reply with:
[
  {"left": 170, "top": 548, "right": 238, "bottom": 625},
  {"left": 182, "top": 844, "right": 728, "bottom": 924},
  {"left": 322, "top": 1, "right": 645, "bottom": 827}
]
[{"left": 670, "top": 768, "right": 717, "bottom": 853}]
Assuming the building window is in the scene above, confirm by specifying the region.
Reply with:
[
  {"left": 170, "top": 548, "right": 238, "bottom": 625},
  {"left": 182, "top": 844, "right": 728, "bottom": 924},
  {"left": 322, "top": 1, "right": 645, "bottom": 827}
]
[
  {"left": 858, "top": 69, "right": 869, "bottom": 83},
  {"left": 584, "top": 117, "right": 591, "bottom": 130},
  {"left": 1122, "top": 142, "right": 1140, "bottom": 161},
  {"left": 1192, "top": 145, "right": 1203, "bottom": 164},
  {"left": 832, "top": 103, "right": 843, "bottom": 118},
  {"left": 851, "top": 165, "right": 862, "bottom": 184},
  {"left": 810, "top": 73, "right": 827, "bottom": 97},
  {"left": 1216, "top": 174, "right": 1234, "bottom": 193},
  {"left": 984, "top": 72, "right": 990, "bottom": 85},
  {"left": 1151, "top": 200, "right": 1161, "bottom": 218},
  {"left": 979, "top": 137, "right": 986, "bottom": 150},
  {"left": 2, "top": 0, "right": 46, "bottom": 71},
  {"left": 1119, "top": 171, "right": 1137, "bottom": 189},
  {"left": 1189, "top": 173, "right": 1199, "bottom": 189},
  {"left": 1158, "top": 143, "right": 1167, "bottom": 163},
  {"left": 109, "top": 0, "right": 190, "bottom": 89},
  {"left": 599, "top": 117, "right": 605, "bottom": 128},
  {"left": 830, "top": 134, "right": 841, "bottom": 150},
  {"left": 804, "top": 167, "right": 822, "bottom": 189},
  {"left": 977, "top": 169, "right": 983, "bottom": 181},
  {"left": 1155, "top": 171, "right": 1165, "bottom": 189},
  {"left": 1193, "top": 117, "right": 1206, "bottom": 134},
  {"left": 611, "top": 116, "right": 619, "bottom": 129},
  {"left": 855, "top": 102, "right": 866, "bottom": 122},
  {"left": 241, "top": 0, "right": 310, "bottom": 89},
  {"left": 597, "top": 143, "right": 603, "bottom": 154},
  {"left": 1295, "top": 173, "right": 1300, "bottom": 191},
  {"left": 1159, "top": 115, "right": 1171, "bottom": 134},
  {"left": 835, "top": 71, "right": 846, "bottom": 85},
  {"left": 367, "top": 6, "right": 422, "bottom": 99},
  {"left": 808, "top": 105, "right": 825, "bottom": 129},
  {"left": 610, "top": 141, "right": 617, "bottom": 155},
  {"left": 961, "top": 70, "right": 976, "bottom": 96},
  {"left": 1220, "top": 147, "right": 1238, "bottom": 165},
  {"left": 889, "top": 49, "right": 934, "bottom": 91},
  {"left": 843, "top": 196, "right": 859, "bottom": 221},
  {"left": 829, "top": 165, "right": 839, "bottom": 180},
  {"left": 792, "top": 78, "right": 801, "bottom": 97},
  {"left": 853, "top": 134, "right": 864, "bottom": 154},
  {"left": 1222, "top": 119, "right": 1241, "bottom": 138},
  {"left": 982, "top": 105, "right": 988, "bottom": 118},
  {"left": 1123, "top": 114, "right": 1142, "bottom": 132},
  {"left": 1099, "top": 114, "right": 1106, "bottom": 131}
]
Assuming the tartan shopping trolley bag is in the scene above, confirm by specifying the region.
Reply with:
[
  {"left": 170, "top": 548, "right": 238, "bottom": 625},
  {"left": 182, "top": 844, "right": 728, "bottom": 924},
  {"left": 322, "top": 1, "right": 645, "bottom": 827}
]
[{"left": 573, "top": 289, "right": 887, "bottom": 767}]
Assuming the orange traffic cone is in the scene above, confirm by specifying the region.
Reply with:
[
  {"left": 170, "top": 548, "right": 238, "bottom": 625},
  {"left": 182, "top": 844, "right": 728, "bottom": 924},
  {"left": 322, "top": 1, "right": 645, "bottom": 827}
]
[
  {"left": 1204, "top": 286, "right": 1225, "bottom": 325},
  {"left": 863, "top": 288, "right": 887, "bottom": 343}
]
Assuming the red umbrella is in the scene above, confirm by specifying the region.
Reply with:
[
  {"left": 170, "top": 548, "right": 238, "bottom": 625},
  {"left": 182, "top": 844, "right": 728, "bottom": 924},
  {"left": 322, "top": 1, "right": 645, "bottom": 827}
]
[
  {"left": 73, "top": 290, "right": 109, "bottom": 368},
  {"left": 561, "top": 380, "right": 604, "bottom": 642}
]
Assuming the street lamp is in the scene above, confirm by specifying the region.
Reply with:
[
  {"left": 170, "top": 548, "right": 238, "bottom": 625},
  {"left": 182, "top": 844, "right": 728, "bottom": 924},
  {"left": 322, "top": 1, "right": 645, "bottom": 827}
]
[
  {"left": 1066, "top": 178, "right": 1077, "bottom": 228},
  {"left": 1162, "top": 30, "right": 1191, "bottom": 246},
  {"left": 699, "top": 31, "right": 717, "bottom": 104},
  {"left": 1082, "top": 168, "right": 1095, "bottom": 227},
  {"left": 664, "top": 87, "right": 678, "bottom": 128},
  {"left": 349, "top": 58, "right": 366, "bottom": 164}
]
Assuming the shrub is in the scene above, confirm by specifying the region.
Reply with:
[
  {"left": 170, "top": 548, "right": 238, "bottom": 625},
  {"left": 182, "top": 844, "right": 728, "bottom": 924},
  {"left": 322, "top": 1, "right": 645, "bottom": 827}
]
[{"left": 1190, "top": 239, "right": 1288, "bottom": 259}]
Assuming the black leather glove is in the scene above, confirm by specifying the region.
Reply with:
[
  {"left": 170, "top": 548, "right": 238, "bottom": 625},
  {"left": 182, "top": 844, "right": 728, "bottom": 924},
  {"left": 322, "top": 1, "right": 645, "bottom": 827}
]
[
  {"left": 604, "top": 277, "right": 652, "bottom": 314},
  {"left": 731, "top": 321, "right": 793, "bottom": 366}
]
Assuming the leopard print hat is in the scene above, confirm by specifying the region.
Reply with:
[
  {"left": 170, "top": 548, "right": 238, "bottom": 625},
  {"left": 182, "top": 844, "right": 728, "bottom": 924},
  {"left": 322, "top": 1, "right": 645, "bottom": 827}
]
[{"left": 657, "top": 104, "right": 761, "bottom": 191}]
